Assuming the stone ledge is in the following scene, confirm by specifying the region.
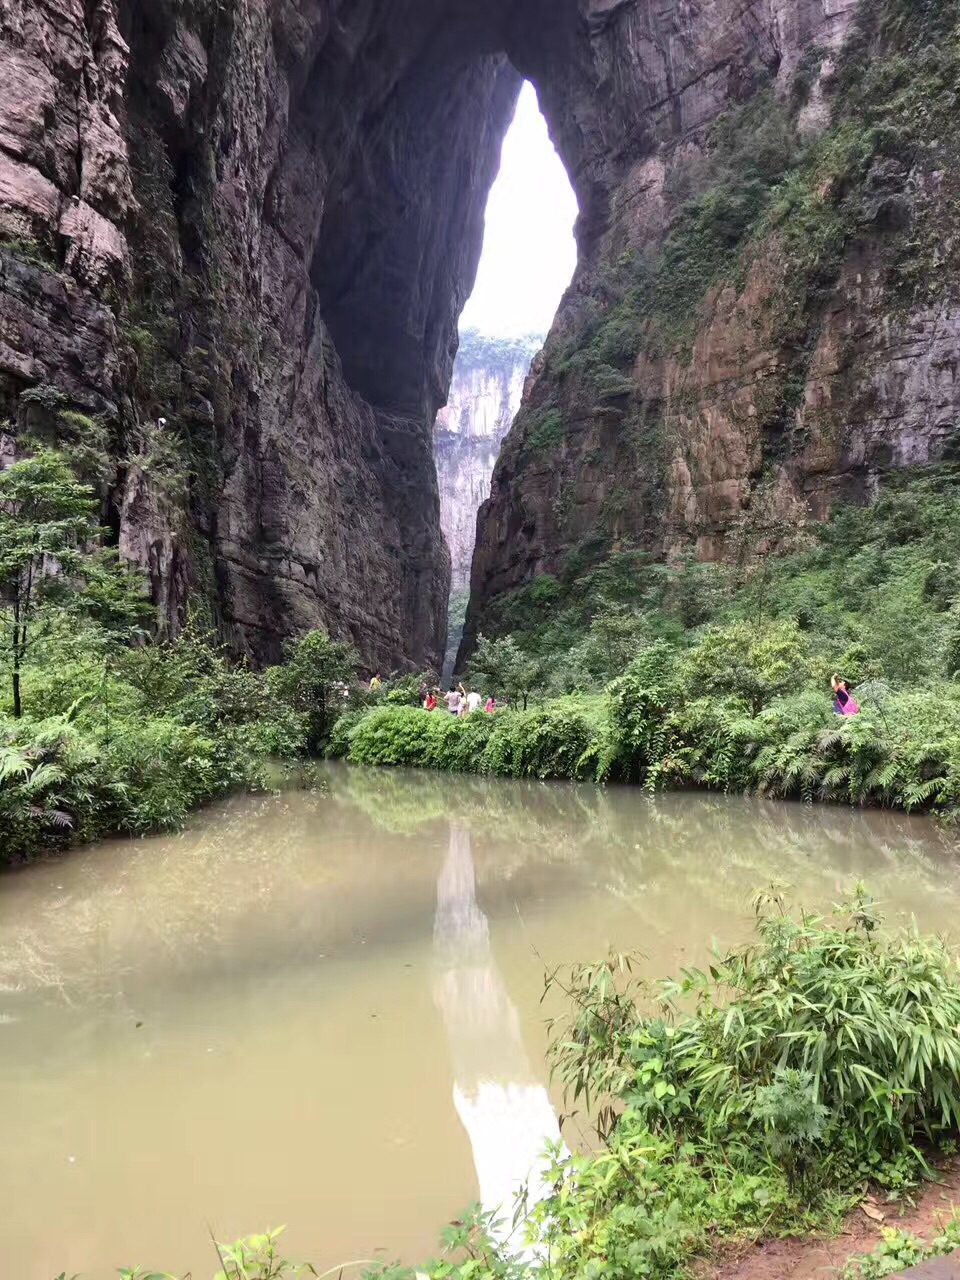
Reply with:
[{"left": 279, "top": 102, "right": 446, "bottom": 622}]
[{"left": 893, "top": 1255, "right": 960, "bottom": 1278}]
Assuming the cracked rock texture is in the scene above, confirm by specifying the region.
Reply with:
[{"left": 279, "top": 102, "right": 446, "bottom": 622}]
[{"left": 0, "top": 0, "right": 956, "bottom": 671}]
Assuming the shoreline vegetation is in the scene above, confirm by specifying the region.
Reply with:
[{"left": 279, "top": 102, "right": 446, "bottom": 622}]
[
  {"left": 4, "top": 464, "right": 960, "bottom": 865},
  {"left": 85, "top": 893, "right": 960, "bottom": 1280},
  {"left": 334, "top": 469, "right": 960, "bottom": 823},
  {"left": 0, "top": 449, "right": 365, "bottom": 867}
]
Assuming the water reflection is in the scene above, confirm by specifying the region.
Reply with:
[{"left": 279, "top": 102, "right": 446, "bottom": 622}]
[
  {"left": 1, "top": 767, "right": 958, "bottom": 1013},
  {"left": 1, "top": 766, "right": 959, "bottom": 1276},
  {"left": 433, "top": 825, "right": 560, "bottom": 1230}
]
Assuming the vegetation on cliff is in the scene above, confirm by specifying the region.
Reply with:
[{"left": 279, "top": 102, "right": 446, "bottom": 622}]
[
  {"left": 334, "top": 467, "right": 960, "bottom": 819},
  {"left": 476, "top": 0, "right": 960, "bottom": 644},
  {"left": 485, "top": 465, "right": 960, "bottom": 688}
]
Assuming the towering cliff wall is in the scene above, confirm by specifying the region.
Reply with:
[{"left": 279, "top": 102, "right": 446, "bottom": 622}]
[
  {"left": 461, "top": 0, "right": 960, "bottom": 659},
  {"left": 435, "top": 331, "right": 541, "bottom": 594},
  {"left": 0, "top": 0, "right": 956, "bottom": 672},
  {"left": 0, "top": 0, "right": 522, "bottom": 670}
]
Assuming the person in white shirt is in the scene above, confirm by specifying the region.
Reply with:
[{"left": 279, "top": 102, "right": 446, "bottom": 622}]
[{"left": 466, "top": 690, "right": 482, "bottom": 714}]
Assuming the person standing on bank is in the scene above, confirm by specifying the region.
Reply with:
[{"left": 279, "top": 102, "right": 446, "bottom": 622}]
[{"left": 832, "top": 674, "right": 860, "bottom": 716}]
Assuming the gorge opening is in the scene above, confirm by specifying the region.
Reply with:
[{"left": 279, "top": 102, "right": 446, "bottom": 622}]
[{"left": 435, "top": 82, "right": 578, "bottom": 678}]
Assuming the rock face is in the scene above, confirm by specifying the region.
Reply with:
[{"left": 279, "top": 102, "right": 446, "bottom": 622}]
[
  {"left": 0, "top": 0, "right": 956, "bottom": 670},
  {"left": 459, "top": 0, "right": 960, "bottom": 659},
  {"left": 0, "top": 0, "right": 523, "bottom": 670},
  {"left": 435, "top": 331, "right": 541, "bottom": 593}
]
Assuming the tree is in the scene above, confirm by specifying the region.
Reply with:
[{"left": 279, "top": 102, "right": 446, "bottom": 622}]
[
  {"left": 468, "top": 633, "right": 540, "bottom": 709},
  {"left": 585, "top": 605, "right": 649, "bottom": 679},
  {"left": 0, "top": 452, "right": 100, "bottom": 717},
  {"left": 266, "top": 629, "right": 358, "bottom": 751},
  {"left": 681, "top": 620, "right": 813, "bottom": 714}
]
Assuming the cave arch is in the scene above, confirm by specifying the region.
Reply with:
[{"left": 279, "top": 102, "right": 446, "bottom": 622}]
[
  {"left": 261, "top": 0, "right": 784, "bottom": 671},
  {"left": 305, "top": 1, "right": 594, "bottom": 421},
  {"left": 182, "top": 0, "right": 784, "bottom": 669},
  {"left": 2, "top": 0, "right": 858, "bottom": 675},
  {"left": 233, "top": 0, "right": 609, "bottom": 670}
]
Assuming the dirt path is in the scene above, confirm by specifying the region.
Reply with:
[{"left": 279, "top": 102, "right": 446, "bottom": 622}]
[{"left": 698, "top": 1165, "right": 960, "bottom": 1279}]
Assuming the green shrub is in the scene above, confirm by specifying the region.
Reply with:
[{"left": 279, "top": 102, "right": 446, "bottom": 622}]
[
  {"left": 607, "top": 642, "right": 683, "bottom": 781},
  {"left": 0, "top": 713, "right": 259, "bottom": 861},
  {"left": 103, "top": 716, "right": 258, "bottom": 833},
  {"left": 326, "top": 710, "right": 368, "bottom": 760},
  {"left": 341, "top": 702, "right": 609, "bottom": 781},
  {"left": 530, "top": 893, "right": 960, "bottom": 1280},
  {"left": 429, "top": 709, "right": 496, "bottom": 772},
  {"left": 0, "top": 717, "right": 110, "bottom": 860},
  {"left": 345, "top": 706, "right": 500, "bottom": 773},
  {"left": 383, "top": 672, "right": 435, "bottom": 706},
  {"left": 0, "top": 703, "right": 270, "bottom": 862},
  {"left": 347, "top": 706, "right": 445, "bottom": 767},
  {"left": 0, "top": 611, "right": 369, "bottom": 859},
  {"left": 117, "top": 622, "right": 309, "bottom": 762},
  {"left": 680, "top": 620, "right": 814, "bottom": 713},
  {"left": 481, "top": 704, "right": 596, "bottom": 780},
  {"left": 602, "top": 629, "right": 960, "bottom": 813},
  {"left": 747, "top": 684, "right": 960, "bottom": 813},
  {"left": 468, "top": 633, "right": 541, "bottom": 708},
  {"left": 264, "top": 630, "right": 358, "bottom": 752},
  {"left": 617, "top": 892, "right": 960, "bottom": 1173}
]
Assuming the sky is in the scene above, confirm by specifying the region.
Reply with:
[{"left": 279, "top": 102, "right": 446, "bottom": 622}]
[{"left": 459, "top": 81, "right": 579, "bottom": 339}]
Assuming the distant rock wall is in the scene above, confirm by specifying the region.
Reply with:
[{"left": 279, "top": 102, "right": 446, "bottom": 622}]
[{"left": 435, "top": 332, "right": 541, "bottom": 593}]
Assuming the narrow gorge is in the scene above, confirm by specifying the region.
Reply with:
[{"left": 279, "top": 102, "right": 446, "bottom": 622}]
[
  {"left": 7, "top": 4, "right": 960, "bottom": 1275},
  {"left": 434, "top": 330, "right": 541, "bottom": 673},
  {"left": 1, "top": 0, "right": 958, "bottom": 673}
]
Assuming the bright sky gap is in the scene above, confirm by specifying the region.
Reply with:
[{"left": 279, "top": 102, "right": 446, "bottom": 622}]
[{"left": 459, "top": 81, "right": 579, "bottom": 339}]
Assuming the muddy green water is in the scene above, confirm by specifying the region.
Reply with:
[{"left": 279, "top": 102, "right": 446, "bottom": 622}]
[{"left": 2, "top": 764, "right": 960, "bottom": 1278}]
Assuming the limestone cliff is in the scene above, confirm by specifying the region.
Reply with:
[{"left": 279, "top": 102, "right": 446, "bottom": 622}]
[
  {"left": 1, "top": 0, "right": 957, "bottom": 672},
  {"left": 435, "top": 331, "right": 541, "bottom": 594},
  {"left": 460, "top": 0, "right": 960, "bottom": 660},
  {"left": 0, "top": 0, "right": 521, "bottom": 670}
]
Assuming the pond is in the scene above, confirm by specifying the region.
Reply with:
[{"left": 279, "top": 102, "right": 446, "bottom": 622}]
[{"left": 1, "top": 764, "right": 959, "bottom": 1278}]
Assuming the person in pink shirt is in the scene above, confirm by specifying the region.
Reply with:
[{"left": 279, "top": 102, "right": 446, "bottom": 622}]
[{"left": 831, "top": 674, "right": 859, "bottom": 715}]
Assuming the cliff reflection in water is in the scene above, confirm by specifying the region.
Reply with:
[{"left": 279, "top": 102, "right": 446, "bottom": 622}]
[
  {"left": 2, "top": 766, "right": 960, "bottom": 1278},
  {"left": 434, "top": 823, "right": 561, "bottom": 1230}
]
